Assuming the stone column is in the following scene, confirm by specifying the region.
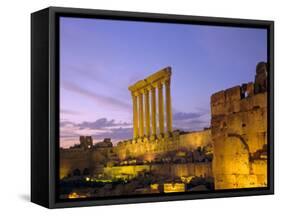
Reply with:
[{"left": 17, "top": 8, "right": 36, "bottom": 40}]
[
  {"left": 144, "top": 88, "right": 150, "bottom": 137},
  {"left": 151, "top": 86, "right": 157, "bottom": 137},
  {"left": 158, "top": 82, "right": 164, "bottom": 136},
  {"left": 138, "top": 91, "right": 144, "bottom": 137},
  {"left": 165, "top": 78, "right": 172, "bottom": 135},
  {"left": 132, "top": 92, "right": 139, "bottom": 139}
]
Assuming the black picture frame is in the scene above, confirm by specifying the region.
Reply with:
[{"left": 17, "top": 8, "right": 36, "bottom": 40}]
[{"left": 31, "top": 6, "right": 274, "bottom": 208}]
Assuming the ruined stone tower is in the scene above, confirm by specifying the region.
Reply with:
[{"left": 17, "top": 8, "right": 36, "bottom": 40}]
[{"left": 211, "top": 62, "right": 268, "bottom": 189}]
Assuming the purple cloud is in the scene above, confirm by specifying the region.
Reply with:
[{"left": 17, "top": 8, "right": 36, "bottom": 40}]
[
  {"left": 61, "top": 109, "right": 81, "bottom": 115},
  {"left": 62, "top": 81, "right": 131, "bottom": 110},
  {"left": 93, "top": 127, "right": 133, "bottom": 141},
  {"left": 172, "top": 110, "right": 210, "bottom": 131},
  {"left": 173, "top": 111, "right": 203, "bottom": 120},
  {"left": 60, "top": 118, "right": 133, "bottom": 146},
  {"left": 77, "top": 118, "right": 131, "bottom": 130}
]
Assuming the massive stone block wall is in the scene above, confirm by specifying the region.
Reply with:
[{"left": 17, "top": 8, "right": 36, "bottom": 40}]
[
  {"left": 60, "top": 148, "right": 111, "bottom": 179},
  {"left": 114, "top": 129, "right": 212, "bottom": 161},
  {"left": 60, "top": 130, "right": 212, "bottom": 179},
  {"left": 60, "top": 149, "right": 91, "bottom": 179},
  {"left": 179, "top": 130, "right": 212, "bottom": 150},
  {"left": 103, "top": 163, "right": 212, "bottom": 180},
  {"left": 211, "top": 65, "right": 267, "bottom": 189}
]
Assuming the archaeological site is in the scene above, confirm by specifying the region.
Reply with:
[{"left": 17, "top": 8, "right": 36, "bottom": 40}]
[{"left": 59, "top": 62, "right": 268, "bottom": 199}]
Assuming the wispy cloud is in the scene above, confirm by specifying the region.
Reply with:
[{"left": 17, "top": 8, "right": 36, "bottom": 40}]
[
  {"left": 60, "top": 118, "right": 133, "bottom": 147},
  {"left": 66, "top": 64, "right": 106, "bottom": 85},
  {"left": 172, "top": 110, "right": 210, "bottom": 131},
  {"left": 94, "top": 127, "right": 133, "bottom": 141},
  {"left": 62, "top": 81, "right": 131, "bottom": 110},
  {"left": 173, "top": 112, "right": 202, "bottom": 121},
  {"left": 61, "top": 109, "right": 81, "bottom": 115},
  {"left": 77, "top": 118, "right": 131, "bottom": 130}
]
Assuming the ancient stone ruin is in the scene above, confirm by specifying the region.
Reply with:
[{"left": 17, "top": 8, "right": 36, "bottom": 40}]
[
  {"left": 128, "top": 67, "right": 172, "bottom": 140},
  {"left": 60, "top": 62, "right": 268, "bottom": 195},
  {"left": 211, "top": 62, "right": 268, "bottom": 189}
]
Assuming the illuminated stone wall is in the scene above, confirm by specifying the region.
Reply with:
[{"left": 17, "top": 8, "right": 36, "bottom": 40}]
[
  {"left": 60, "top": 149, "right": 91, "bottom": 179},
  {"left": 179, "top": 130, "right": 212, "bottom": 150},
  {"left": 60, "top": 147, "right": 111, "bottom": 179},
  {"left": 114, "top": 129, "right": 212, "bottom": 161},
  {"left": 103, "top": 163, "right": 212, "bottom": 179},
  {"left": 60, "top": 129, "right": 212, "bottom": 179},
  {"left": 211, "top": 62, "right": 268, "bottom": 189}
]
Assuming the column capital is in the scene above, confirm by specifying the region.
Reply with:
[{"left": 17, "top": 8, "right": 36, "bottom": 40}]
[
  {"left": 145, "top": 85, "right": 153, "bottom": 91},
  {"left": 131, "top": 90, "right": 139, "bottom": 97},
  {"left": 157, "top": 81, "right": 163, "bottom": 89},
  {"left": 164, "top": 77, "right": 171, "bottom": 86},
  {"left": 139, "top": 88, "right": 145, "bottom": 94},
  {"left": 144, "top": 88, "right": 150, "bottom": 94},
  {"left": 151, "top": 82, "right": 158, "bottom": 88}
]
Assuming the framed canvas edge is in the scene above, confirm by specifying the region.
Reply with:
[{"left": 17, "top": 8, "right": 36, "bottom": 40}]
[{"left": 44, "top": 6, "right": 274, "bottom": 209}]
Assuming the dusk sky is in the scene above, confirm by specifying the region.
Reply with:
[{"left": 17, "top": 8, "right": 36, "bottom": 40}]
[{"left": 60, "top": 17, "right": 267, "bottom": 148}]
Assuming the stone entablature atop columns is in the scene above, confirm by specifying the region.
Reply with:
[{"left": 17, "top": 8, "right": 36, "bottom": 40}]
[{"left": 129, "top": 67, "right": 173, "bottom": 140}]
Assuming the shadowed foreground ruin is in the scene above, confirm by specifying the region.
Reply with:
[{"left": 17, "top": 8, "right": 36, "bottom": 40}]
[{"left": 60, "top": 62, "right": 268, "bottom": 199}]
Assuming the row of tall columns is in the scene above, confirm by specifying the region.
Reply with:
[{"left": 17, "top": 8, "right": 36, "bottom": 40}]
[{"left": 131, "top": 78, "right": 172, "bottom": 140}]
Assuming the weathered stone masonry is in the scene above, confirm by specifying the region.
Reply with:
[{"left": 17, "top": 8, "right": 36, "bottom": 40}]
[{"left": 211, "top": 62, "right": 268, "bottom": 189}]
